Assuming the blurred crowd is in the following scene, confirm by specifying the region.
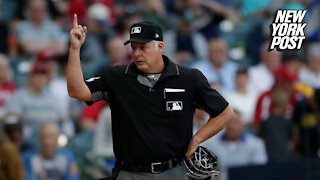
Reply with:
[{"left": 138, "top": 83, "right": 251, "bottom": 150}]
[{"left": 0, "top": 0, "right": 320, "bottom": 180}]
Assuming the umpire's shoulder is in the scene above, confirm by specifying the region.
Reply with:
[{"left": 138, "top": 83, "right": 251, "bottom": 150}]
[
  {"left": 177, "top": 65, "right": 210, "bottom": 89},
  {"left": 177, "top": 64, "right": 204, "bottom": 79}
]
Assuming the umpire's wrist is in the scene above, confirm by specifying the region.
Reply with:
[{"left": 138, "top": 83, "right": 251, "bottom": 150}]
[
  {"left": 69, "top": 47, "right": 81, "bottom": 52},
  {"left": 192, "top": 134, "right": 202, "bottom": 145}
]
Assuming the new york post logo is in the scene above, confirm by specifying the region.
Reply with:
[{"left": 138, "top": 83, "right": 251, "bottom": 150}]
[{"left": 269, "top": 10, "right": 307, "bottom": 51}]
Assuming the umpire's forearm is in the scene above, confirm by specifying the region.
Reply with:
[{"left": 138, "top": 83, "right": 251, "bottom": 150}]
[
  {"left": 67, "top": 48, "right": 92, "bottom": 101},
  {"left": 194, "top": 105, "right": 234, "bottom": 144},
  {"left": 185, "top": 105, "right": 233, "bottom": 159}
]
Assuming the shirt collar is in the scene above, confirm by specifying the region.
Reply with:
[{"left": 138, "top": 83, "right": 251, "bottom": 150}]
[
  {"left": 221, "top": 133, "right": 246, "bottom": 143},
  {"left": 125, "top": 55, "right": 179, "bottom": 77}
]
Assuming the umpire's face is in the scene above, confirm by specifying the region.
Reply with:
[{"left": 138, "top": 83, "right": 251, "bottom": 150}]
[{"left": 131, "top": 41, "right": 164, "bottom": 74}]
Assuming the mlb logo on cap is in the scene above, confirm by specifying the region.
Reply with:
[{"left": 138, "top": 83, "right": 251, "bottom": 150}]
[
  {"left": 131, "top": 27, "right": 141, "bottom": 34},
  {"left": 124, "top": 21, "right": 163, "bottom": 45}
]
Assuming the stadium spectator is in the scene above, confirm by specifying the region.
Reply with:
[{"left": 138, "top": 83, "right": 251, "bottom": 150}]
[
  {"left": 292, "top": 87, "right": 320, "bottom": 158},
  {"left": 299, "top": 43, "right": 320, "bottom": 89},
  {"left": 7, "top": 60, "right": 72, "bottom": 141},
  {"left": 81, "top": 3, "right": 113, "bottom": 62},
  {"left": 36, "top": 50, "right": 74, "bottom": 130},
  {"left": 164, "top": 12, "right": 207, "bottom": 65},
  {"left": 0, "top": 123, "right": 25, "bottom": 180},
  {"left": 253, "top": 66, "right": 304, "bottom": 129},
  {"left": 247, "top": 42, "right": 282, "bottom": 96},
  {"left": 105, "top": 36, "right": 131, "bottom": 66},
  {"left": 143, "top": 0, "right": 168, "bottom": 28},
  {"left": 0, "top": 54, "right": 15, "bottom": 121},
  {"left": 187, "top": 0, "right": 242, "bottom": 39},
  {"left": 192, "top": 38, "right": 237, "bottom": 95},
  {"left": 12, "top": 0, "right": 65, "bottom": 21},
  {"left": 67, "top": 0, "right": 115, "bottom": 28},
  {"left": 15, "top": 0, "right": 67, "bottom": 55},
  {"left": 81, "top": 26, "right": 127, "bottom": 79},
  {"left": 282, "top": 50, "right": 304, "bottom": 75},
  {"left": 226, "top": 68, "right": 257, "bottom": 128},
  {"left": 3, "top": 115, "right": 34, "bottom": 153},
  {"left": 23, "top": 123, "right": 79, "bottom": 180},
  {"left": 202, "top": 110, "right": 267, "bottom": 180},
  {"left": 260, "top": 90, "right": 295, "bottom": 163}
]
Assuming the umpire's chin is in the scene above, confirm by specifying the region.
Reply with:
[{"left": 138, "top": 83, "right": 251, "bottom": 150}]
[{"left": 134, "top": 60, "right": 148, "bottom": 70}]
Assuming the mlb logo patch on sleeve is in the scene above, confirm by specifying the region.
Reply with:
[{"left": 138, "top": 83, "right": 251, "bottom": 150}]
[{"left": 166, "top": 101, "right": 183, "bottom": 111}]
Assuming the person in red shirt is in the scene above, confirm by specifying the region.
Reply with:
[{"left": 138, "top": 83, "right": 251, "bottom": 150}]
[{"left": 253, "top": 65, "right": 304, "bottom": 129}]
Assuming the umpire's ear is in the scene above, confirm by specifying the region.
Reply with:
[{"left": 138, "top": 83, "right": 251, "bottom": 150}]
[{"left": 158, "top": 42, "right": 165, "bottom": 53}]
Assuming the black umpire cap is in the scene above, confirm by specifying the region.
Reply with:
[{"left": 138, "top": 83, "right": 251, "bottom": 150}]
[{"left": 124, "top": 21, "right": 163, "bottom": 45}]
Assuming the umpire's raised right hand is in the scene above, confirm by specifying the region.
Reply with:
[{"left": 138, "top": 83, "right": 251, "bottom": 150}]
[{"left": 70, "top": 14, "right": 87, "bottom": 50}]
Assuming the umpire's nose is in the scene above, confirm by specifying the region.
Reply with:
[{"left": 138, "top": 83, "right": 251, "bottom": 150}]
[{"left": 133, "top": 48, "right": 142, "bottom": 58}]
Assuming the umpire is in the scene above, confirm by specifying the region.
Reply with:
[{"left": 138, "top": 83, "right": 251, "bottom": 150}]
[{"left": 67, "top": 14, "right": 233, "bottom": 180}]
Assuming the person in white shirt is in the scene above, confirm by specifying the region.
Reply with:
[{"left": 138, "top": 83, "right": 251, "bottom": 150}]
[
  {"left": 7, "top": 61, "right": 72, "bottom": 141},
  {"left": 247, "top": 42, "right": 282, "bottom": 96},
  {"left": 15, "top": 0, "right": 67, "bottom": 55},
  {"left": 192, "top": 38, "right": 238, "bottom": 95},
  {"left": 226, "top": 68, "right": 257, "bottom": 127}
]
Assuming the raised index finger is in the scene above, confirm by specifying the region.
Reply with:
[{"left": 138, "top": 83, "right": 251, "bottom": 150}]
[{"left": 73, "top": 14, "right": 78, "bottom": 28}]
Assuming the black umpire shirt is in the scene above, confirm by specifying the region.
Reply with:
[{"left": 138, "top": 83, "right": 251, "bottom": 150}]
[{"left": 85, "top": 55, "right": 228, "bottom": 164}]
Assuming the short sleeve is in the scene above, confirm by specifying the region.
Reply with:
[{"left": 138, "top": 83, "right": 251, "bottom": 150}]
[
  {"left": 85, "top": 70, "right": 110, "bottom": 106},
  {"left": 193, "top": 69, "right": 229, "bottom": 117}
]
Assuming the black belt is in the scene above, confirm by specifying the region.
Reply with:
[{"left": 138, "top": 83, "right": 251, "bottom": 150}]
[{"left": 120, "top": 158, "right": 181, "bottom": 174}]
